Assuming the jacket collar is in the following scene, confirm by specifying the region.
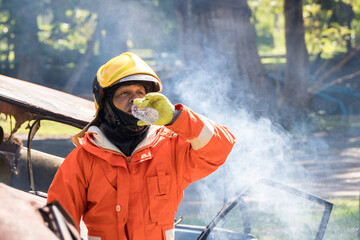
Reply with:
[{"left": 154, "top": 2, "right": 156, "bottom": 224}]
[{"left": 86, "top": 125, "right": 161, "bottom": 155}]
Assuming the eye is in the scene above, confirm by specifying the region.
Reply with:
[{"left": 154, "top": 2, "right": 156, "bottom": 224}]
[
  {"left": 114, "top": 91, "right": 128, "bottom": 98},
  {"left": 138, "top": 90, "right": 145, "bottom": 96}
]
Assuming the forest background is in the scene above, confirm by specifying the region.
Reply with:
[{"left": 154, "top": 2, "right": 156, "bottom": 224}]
[
  {"left": 1, "top": 1, "right": 360, "bottom": 238},
  {"left": 0, "top": 0, "right": 360, "bottom": 128}
]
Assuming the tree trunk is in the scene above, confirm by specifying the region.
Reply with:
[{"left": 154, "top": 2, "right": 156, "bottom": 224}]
[
  {"left": 64, "top": 33, "right": 98, "bottom": 93},
  {"left": 94, "top": 0, "right": 129, "bottom": 63},
  {"left": 11, "top": 2, "right": 42, "bottom": 83},
  {"left": 63, "top": 0, "right": 129, "bottom": 94},
  {"left": 175, "top": 0, "right": 275, "bottom": 112},
  {"left": 283, "top": 0, "right": 310, "bottom": 109}
]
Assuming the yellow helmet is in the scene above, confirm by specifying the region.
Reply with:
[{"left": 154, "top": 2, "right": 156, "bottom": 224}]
[{"left": 92, "top": 52, "right": 162, "bottom": 115}]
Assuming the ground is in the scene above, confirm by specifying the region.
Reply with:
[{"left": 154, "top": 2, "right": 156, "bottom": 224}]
[{"left": 294, "top": 124, "right": 360, "bottom": 198}]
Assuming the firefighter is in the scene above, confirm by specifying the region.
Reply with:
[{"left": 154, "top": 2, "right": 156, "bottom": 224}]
[{"left": 47, "top": 52, "right": 235, "bottom": 240}]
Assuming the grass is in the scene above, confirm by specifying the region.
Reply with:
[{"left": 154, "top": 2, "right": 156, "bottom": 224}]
[
  {"left": 0, "top": 114, "right": 80, "bottom": 138},
  {"left": 324, "top": 198, "right": 359, "bottom": 240},
  {"left": 308, "top": 113, "right": 360, "bottom": 133}
]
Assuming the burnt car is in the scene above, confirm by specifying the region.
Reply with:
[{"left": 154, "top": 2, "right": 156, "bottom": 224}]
[
  {"left": 0, "top": 74, "right": 94, "bottom": 195},
  {"left": 0, "top": 74, "right": 94, "bottom": 239},
  {"left": 0, "top": 74, "right": 333, "bottom": 240}
]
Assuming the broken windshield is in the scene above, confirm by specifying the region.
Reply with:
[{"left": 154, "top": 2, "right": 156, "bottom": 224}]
[{"left": 198, "top": 178, "right": 333, "bottom": 240}]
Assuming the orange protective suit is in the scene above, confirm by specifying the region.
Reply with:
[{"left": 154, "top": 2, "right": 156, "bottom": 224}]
[{"left": 47, "top": 104, "right": 235, "bottom": 240}]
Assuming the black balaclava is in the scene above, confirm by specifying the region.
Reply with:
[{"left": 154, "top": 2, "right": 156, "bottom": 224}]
[{"left": 99, "top": 82, "right": 151, "bottom": 156}]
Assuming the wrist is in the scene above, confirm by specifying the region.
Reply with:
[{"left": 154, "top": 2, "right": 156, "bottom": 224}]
[{"left": 166, "top": 108, "right": 181, "bottom": 125}]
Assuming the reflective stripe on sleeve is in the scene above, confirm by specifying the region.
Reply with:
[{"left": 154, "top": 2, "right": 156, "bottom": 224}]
[
  {"left": 165, "top": 228, "right": 175, "bottom": 240},
  {"left": 189, "top": 116, "right": 215, "bottom": 150},
  {"left": 88, "top": 237, "right": 101, "bottom": 240}
]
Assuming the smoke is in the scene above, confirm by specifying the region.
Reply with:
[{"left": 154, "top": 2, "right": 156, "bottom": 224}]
[
  {"left": 171, "top": 64, "right": 330, "bottom": 236},
  {"left": 91, "top": 1, "right": 332, "bottom": 236},
  {"left": 95, "top": 0, "right": 177, "bottom": 57}
]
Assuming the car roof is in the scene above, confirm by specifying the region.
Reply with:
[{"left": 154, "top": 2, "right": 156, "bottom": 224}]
[{"left": 0, "top": 74, "right": 95, "bottom": 128}]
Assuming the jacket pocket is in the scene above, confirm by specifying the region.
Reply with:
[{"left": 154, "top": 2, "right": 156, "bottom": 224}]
[
  {"left": 88, "top": 230, "right": 106, "bottom": 240},
  {"left": 147, "top": 172, "right": 172, "bottom": 224}
]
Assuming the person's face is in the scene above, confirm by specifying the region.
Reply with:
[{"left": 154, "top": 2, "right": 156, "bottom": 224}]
[{"left": 112, "top": 84, "right": 146, "bottom": 114}]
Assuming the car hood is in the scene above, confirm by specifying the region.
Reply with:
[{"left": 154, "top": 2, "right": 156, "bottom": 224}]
[{"left": 0, "top": 74, "right": 95, "bottom": 129}]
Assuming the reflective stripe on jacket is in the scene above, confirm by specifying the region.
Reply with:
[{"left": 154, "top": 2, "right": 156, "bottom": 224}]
[{"left": 47, "top": 104, "right": 235, "bottom": 240}]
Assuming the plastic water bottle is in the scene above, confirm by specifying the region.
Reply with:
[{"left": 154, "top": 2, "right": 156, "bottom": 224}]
[{"left": 131, "top": 105, "right": 159, "bottom": 124}]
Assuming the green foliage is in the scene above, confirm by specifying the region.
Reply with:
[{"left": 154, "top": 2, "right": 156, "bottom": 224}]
[
  {"left": 0, "top": 0, "right": 180, "bottom": 91},
  {"left": 303, "top": 3, "right": 354, "bottom": 58},
  {"left": 37, "top": 8, "right": 97, "bottom": 53},
  {"left": 248, "top": 0, "right": 360, "bottom": 62},
  {"left": 0, "top": 0, "right": 99, "bottom": 87},
  {"left": 0, "top": 0, "right": 359, "bottom": 96},
  {"left": 249, "top": 0, "right": 286, "bottom": 56},
  {"left": 0, "top": 6, "right": 13, "bottom": 72}
]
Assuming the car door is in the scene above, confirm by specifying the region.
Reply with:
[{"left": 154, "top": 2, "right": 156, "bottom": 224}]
[{"left": 197, "top": 178, "right": 333, "bottom": 240}]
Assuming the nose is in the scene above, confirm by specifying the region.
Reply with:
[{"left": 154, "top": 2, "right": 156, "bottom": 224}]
[{"left": 129, "top": 92, "right": 140, "bottom": 104}]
